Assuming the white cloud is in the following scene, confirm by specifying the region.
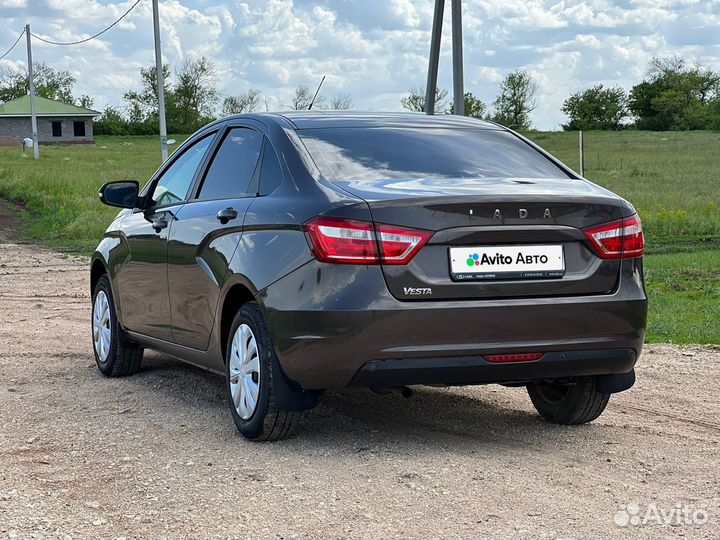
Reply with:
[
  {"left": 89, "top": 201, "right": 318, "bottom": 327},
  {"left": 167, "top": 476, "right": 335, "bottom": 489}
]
[{"left": 0, "top": 0, "right": 718, "bottom": 128}]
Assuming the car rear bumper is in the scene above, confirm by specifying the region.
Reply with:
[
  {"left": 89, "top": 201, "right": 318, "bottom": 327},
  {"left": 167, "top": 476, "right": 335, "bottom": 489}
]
[
  {"left": 350, "top": 348, "right": 636, "bottom": 387},
  {"left": 260, "top": 260, "right": 647, "bottom": 390}
]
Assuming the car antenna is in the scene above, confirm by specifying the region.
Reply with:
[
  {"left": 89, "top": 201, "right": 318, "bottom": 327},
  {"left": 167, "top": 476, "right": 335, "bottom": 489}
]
[{"left": 308, "top": 75, "right": 326, "bottom": 110}]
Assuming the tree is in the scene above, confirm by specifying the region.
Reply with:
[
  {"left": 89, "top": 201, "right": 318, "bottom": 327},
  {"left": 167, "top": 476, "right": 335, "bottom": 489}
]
[
  {"left": 0, "top": 62, "right": 77, "bottom": 103},
  {"left": 222, "top": 89, "right": 261, "bottom": 116},
  {"left": 330, "top": 92, "right": 353, "bottom": 110},
  {"left": 173, "top": 57, "right": 218, "bottom": 131},
  {"left": 94, "top": 106, "right": 129, "bottom": 135},
  {"left": 450, "top": 92, "right": 487, "bottom": 119},
  {"left": 629, "top": 57, "right": 720, "bottom": 130},
  {"left": 288, "top": 85, "right": 325, "bottom": 110},
  {"left": 561, "top": 85, "right": 628, "bottom": 130},
  {"left": 400, "top": 86, "right": 449, "bottom": 113},
  {"left": 491, "top": 70, "right": 538, "bottom": 129},
  {"left": 123, "top": 63, "right": 172, "bottom": 121},
  {"left": 76, "top": 95, "right": 95, "bottom": 109}
]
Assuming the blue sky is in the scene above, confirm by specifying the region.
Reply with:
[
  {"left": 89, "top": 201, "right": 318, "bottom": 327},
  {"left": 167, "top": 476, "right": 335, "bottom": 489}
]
[{"left": 1, "top": 0, "right": 719, "bottom": 129}]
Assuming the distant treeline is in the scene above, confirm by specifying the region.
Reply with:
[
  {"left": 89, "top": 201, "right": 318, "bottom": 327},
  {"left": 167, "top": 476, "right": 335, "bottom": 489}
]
[
  {"left": 561, "top": 57, "right": 720, "bottom": 131},
  {"left": 1, "top": 55, "right": 717, "bottom": 133},
  {"left": 401, "top": 56, "right": 720, "bottom": 131}
]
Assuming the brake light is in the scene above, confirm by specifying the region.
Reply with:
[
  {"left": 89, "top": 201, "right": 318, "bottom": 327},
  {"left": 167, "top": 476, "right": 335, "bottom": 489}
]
[
  {"left": 484, "top": 353, "right": 544, "bottom": 363},
  {"left": 303, "top": 217, "right": 431, "bottom": 265},
  {"left": 583, "top": 214, "right": 644, "bottom": 259}
]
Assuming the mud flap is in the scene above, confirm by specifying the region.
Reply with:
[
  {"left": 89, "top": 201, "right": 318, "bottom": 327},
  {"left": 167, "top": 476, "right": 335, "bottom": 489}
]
[
  {"left": 271, "top": 355, "right": 319, "bottom": 411},
  {"left": 596, "top": 369, "right": 636, "bottom": 394}
]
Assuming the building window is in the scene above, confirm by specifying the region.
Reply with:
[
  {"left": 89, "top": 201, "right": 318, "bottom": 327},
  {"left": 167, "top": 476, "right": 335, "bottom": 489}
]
[
  {"left": 73, "top": 121, "right": 86, "bottom": 137},
  {"left": 52, "top": 121, "right": 62, "bottom": 137}
]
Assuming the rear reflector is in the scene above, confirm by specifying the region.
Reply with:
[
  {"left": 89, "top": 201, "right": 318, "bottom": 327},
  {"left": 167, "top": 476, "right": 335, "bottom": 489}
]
[
  {"left": 583, "top": 214, "right": 645, "bottom": 259},
  {"left": 303, "top": 217, "right": 431, "bottom": 265},
  {"left": 484, "top": 353, "right": 544, "bottom": 363}
]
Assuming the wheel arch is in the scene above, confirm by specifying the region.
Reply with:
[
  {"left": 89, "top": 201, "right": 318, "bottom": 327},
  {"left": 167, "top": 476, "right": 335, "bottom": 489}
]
[
  {"left": 90, "top": 256, "right": 109, "bottom": 297},
  {"left": 217, "top": 276, "right": 319, "bottom": 412},
  {"left": 219, "top": 280, "right": 258, "bottom": 365}
]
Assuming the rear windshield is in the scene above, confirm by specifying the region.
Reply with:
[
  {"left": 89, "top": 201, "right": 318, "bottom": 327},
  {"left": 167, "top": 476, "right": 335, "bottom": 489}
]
[{"left": 298, "top": 127, "right": 571, "bottom": 182}]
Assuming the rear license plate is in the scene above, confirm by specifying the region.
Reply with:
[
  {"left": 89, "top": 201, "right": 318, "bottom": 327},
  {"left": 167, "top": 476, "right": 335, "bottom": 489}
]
[{"left": 449, "top": 245, "right": 565, "bottom": 281}]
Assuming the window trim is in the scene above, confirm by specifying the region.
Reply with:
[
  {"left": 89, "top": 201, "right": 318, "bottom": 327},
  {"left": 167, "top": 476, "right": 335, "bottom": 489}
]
[{"left": 189, "top": 125, "right": 264, "bottom": 203}]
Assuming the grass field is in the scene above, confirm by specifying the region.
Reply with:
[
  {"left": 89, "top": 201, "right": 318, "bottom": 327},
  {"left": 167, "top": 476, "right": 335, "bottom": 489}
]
[{"left": 0, "top": 131, "right": 718, "bottom": 344}]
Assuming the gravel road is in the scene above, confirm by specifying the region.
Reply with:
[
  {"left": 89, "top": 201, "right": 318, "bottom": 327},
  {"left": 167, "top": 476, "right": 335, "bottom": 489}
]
[{"left": 0, "top": 205, "right": 718, "bottom": 539}]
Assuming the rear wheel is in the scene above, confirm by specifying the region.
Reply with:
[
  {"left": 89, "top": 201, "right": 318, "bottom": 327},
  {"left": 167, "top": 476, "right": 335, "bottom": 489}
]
[
  {"left": 226, "top": 302, "right": 300, "bottom": 441},
  {"left": 92, "top": 275, "right": 143, "bottom": 377},
  {"left": 527, "top": 376, "right": 609, "bottom": 425}
]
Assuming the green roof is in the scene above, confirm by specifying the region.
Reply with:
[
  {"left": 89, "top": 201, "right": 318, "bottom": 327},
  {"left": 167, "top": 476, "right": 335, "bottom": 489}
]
[{"left": 0, "top": 95, "right": 100, "bottom": 117}]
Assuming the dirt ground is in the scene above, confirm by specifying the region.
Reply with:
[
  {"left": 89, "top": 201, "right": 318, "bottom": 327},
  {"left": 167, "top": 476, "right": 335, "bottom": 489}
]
[{"left": 0, "top": 204, "right": 718, "bottom": 539}]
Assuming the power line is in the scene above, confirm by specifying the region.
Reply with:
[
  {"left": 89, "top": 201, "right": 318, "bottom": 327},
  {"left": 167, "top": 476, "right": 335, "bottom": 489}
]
[
  {"left": 0, "top": 28, "right": 25, "bottom": 61},
  {"left": 30, "top": 0, "right": 142, "bottom": 46}
]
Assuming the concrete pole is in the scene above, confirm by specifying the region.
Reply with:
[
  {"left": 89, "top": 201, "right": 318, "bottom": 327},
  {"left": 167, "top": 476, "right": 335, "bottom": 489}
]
[
  {"left": 152, "top": 0, "right": 168, "bottom": 162},
  {"left": 25, "top": 24, "right": 39, "bottom": 160},
  {"left": 424, "top": 0, "right": 444, "bottom": 115},
  {"left": 579, "top": 130, "right": 585, "bottom": 176},
  {"left": 451, "top": 0, "right": 464, "bottom": 116}
]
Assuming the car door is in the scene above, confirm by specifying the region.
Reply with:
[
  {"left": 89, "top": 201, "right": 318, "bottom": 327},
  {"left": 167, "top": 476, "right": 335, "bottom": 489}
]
[
  {"left": 167, "top": 124, "right": 264, "bottom": 350},
  {"left": 115, "top": 132, "right": 216, "bottom": 341}
]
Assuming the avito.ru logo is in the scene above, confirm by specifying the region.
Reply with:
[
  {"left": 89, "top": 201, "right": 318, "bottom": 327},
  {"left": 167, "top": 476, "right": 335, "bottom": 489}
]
[{"left": 614, "top": 502, "right": 709, "bottom": 527}]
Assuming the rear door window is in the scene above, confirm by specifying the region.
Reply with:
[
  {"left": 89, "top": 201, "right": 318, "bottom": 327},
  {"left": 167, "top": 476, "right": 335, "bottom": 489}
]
[
  {"left": 197, "top": 128, "right": 263, "bottom": 200},
  {"left": 298, "top": 128, "right": 571, "bottom": 181}
]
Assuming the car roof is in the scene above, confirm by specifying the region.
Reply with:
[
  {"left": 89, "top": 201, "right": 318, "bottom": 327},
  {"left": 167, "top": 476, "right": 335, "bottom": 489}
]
[{"left": 225, "top": 111, "right": 503, "bottom": 130}]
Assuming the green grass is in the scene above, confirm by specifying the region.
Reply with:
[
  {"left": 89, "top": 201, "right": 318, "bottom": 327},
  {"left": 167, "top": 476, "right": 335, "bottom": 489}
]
[
  {"left": 526, "top": 130, "right": 720, "bottom": 245},
  {"left": 643, "top": 249, "right": 720, "bottom": 344},
  {"left": 0, "top": 131, "right": 718, "bottom": 344},
  {"left": 0, "top": 135, "right": 187, "bottom": 252}
]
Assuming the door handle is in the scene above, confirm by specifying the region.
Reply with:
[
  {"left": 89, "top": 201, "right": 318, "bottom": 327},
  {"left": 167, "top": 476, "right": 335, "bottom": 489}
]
[
  {"left": 151, "top": 216, "right": 168, "bottom": 233},
  {"left": 216, "top": 207, "right": 238, "bottom": 224}
]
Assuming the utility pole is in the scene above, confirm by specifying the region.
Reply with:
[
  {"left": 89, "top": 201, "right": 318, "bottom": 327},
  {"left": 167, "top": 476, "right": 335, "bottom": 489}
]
[
  {"left": 424, "top": 0, "right": 444, "bottom": 115},
  {"left": 451, "top": 0, "right": 464, "bottom": 116},
  {"left": 25, "top": 24, "right": 39, "bottom": 160},
  {"left": 152, "top": 0, "right": 168, "bottom": 162},
  {"left": 424, "top": 0, "right": 464, "bottom": 116}
]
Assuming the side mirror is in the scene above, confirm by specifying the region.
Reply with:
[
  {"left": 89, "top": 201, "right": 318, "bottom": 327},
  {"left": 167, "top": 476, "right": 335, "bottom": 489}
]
[{"left": 99, "top": 181, "right": 140, "bottom": 209}]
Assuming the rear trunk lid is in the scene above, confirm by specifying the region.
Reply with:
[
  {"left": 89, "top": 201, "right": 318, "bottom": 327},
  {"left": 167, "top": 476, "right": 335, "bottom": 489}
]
[{"left": 335, "top": 176, "right": 627, "bottom": 301}]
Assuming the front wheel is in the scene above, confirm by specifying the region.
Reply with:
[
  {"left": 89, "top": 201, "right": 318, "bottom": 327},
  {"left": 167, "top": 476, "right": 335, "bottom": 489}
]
[
  {"left": 91, "top": 275, "right": 143, "bottom": 377},
  {"left": 226, "top": 302, "right": 300, "bottom": 441},
  {"left": 527, "top": 376, "right": 610, "bottom": 425}
]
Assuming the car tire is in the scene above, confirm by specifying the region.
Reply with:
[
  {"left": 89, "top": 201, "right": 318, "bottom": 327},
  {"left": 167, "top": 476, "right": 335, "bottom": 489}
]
[
  {"left": 92, "top": 275, "right": 143, "bottom": 377},
  {"left": 226, "top": 302, "right": 300, "bottom": 441},
  {"left": 527, "top": 376, "right": 610, "bottom": 425}
]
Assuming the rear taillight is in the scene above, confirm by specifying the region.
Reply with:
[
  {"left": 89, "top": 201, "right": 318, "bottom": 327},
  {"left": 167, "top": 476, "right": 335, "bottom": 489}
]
[
  {"left": 583, "top": 214, "right": 645, "bottom": 259},
  {"left": 376, "top": 225, "right": 431, "bottom": 265},
  {"left": 303, "top": 217, "right": 431, "bottom": 265}
]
